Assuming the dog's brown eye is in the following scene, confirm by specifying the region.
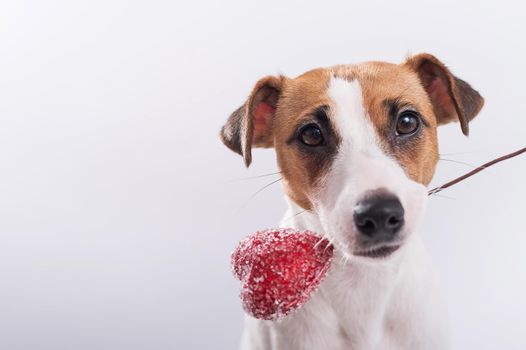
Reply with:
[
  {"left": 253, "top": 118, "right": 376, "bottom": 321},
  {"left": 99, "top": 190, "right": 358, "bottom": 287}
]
[
  {"left": 396, "top": 111, "right": 420, "bottom": 135},
  {"left": 299, "top": 124, "right": 324, "bottom": 146}
]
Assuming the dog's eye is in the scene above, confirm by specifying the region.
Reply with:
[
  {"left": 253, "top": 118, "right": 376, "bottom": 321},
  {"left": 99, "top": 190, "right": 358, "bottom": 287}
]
[
  {"left": 299, "top": 124, "right": 324, "bottom": 146},
  {"left": 396, "top": 111, "right": 420, "bottom": 135}
]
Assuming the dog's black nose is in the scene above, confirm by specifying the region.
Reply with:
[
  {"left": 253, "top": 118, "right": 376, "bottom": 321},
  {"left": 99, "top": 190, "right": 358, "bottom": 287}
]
[{"left": 353, "top": 192, "right": 405, "bottom": 241}]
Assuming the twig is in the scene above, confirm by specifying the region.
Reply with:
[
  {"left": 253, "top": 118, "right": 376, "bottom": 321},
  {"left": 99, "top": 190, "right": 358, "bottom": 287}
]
[{"left": 428, "top": 147, "right": 526, "bottom": 195}]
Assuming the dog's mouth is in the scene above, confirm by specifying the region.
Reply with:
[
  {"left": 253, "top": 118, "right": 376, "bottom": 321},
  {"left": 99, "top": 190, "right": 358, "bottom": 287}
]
[{"left": 353, "top": 244, "right": 401, "bottom": 259}]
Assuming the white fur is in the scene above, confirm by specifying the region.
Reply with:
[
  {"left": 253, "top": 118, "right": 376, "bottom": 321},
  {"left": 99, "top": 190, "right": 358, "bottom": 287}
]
[{"left": 240, "top": 77, "right": 448, "bottom": 350}]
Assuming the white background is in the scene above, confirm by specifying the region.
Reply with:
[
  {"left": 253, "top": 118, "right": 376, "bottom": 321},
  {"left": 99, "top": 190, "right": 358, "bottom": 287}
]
[{"left": 1, "top": 1, "right": 525, "bottom": 349}]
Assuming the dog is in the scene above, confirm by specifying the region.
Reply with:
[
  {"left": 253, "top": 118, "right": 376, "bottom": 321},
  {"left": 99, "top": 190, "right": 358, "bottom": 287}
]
[{"left": 220, "top": 53, "right": 484, "bottom": 350}]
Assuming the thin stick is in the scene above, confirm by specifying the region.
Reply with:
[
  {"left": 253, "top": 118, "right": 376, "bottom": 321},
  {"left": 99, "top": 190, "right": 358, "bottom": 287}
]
[{"left": 428, "top": 147, "right": 526, "bottom": 195}]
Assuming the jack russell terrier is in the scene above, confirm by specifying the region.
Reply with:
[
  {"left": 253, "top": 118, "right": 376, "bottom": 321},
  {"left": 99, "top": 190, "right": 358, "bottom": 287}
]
[{"left": 220, "top": 53, "right": 484, "bottom": 350}]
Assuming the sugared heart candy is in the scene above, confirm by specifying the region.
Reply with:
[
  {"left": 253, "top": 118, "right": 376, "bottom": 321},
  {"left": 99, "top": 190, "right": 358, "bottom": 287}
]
[{"left": 231, "top": 228, "right": 333, "bottom": 321}]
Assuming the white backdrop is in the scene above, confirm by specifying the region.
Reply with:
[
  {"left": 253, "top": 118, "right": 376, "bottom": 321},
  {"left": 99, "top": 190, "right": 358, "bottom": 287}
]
[{"left": 0, "top": 1, "right": 525, "bottom": 349}]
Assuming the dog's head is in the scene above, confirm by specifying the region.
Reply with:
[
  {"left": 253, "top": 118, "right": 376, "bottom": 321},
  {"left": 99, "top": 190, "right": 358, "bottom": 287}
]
[{"left": 221, "top": 53, "right": 483, "bottom": 260}]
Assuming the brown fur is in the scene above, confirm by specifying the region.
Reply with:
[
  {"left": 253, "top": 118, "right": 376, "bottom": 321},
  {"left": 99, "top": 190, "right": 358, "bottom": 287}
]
[
  {"left": 273, "top": 69, "right": 335, "bottom": 209},
  {"left": 220, "top": 75, "right": 283, "bottom": 167},
  {"left": 220, "top": 54, "right": 484, "bottom": 209},
  {"left": 405, "top": 53, "right": 484, "bottom": 135},
  {"left": 332, "top": 62, "right": 440, "bottom": 185}
]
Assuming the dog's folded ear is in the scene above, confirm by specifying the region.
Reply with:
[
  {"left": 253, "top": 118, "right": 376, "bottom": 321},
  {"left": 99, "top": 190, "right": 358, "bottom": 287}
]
[
  {"left": 220, "top": 75, "right": 284, "bottom": 167},
  {"left": 405, "top": 53, "right": 484, "bottom": 136}
]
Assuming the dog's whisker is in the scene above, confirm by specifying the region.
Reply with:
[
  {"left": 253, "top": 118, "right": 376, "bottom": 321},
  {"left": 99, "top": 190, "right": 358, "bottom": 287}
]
[
  {"left": 293, "top": 210, "right": 307, "bottom": 217},
  {"left": 429, "top": 192, "right": 456, "bottom": 200},
  {"left": 313, "top": 235, "right": 327, "bottom": 250},
  {"left": 439, "top": 150, "right": 481, "bottom": 157},
  {"left": 438, "top": 158, "right": 478, "bottom": 168},
  {"left": 345, "top": 244, "right": 352, "bottom": 265},
  {"left": 324, "top": 237, "right": 336, "bottom": 254},
  {"left": 337, "top": 244, "right": 352, "bottom": 267},
  {"left": 228, "top": 171, "right": 282, "bottom": 182},
  {"left": 282, "top": 209, "right": 308, "bottom": 223},
  {"left": 344, "top": 253, "right": 351, "bottom": 266},
  {"left": 243, "top": 178, "right": 283, "bottom": 204}
]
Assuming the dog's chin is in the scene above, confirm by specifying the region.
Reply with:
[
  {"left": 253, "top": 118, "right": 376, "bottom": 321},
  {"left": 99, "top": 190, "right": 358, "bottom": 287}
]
[{"left": 352, "top": 244, "right": 401, "bottom": 259}]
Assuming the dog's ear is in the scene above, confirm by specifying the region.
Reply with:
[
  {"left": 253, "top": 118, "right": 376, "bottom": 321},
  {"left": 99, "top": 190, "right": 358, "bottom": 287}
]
[
  {"left": 220, "top": 75, "right": 283, "bottom": 167},
  {"left": 405, "top": 53, "right": 484, "bottom": 136}
]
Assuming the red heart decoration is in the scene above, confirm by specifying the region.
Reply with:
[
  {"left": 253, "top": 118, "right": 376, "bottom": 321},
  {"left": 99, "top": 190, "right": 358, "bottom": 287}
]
[{"left": 231, "top": 228, "right": 333, "bottom": 321}]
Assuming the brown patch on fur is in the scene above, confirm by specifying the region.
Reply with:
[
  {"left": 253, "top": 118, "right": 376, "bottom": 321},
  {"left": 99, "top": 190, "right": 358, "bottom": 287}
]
[
  {"left": 331, "top": 62, "right": 440, "bottom": 185},
  {"left": 331, "top": 57, "right": 484, "bottom": 186},
  {"left": 220, "top": 53, "right": 484, "bottom": 207},
  {"left": 273, "top": 69, "right": 336, "bottom": 209},
  {"left": 220, "top": 69, "right": 337, "bottom": 210},
  {"left": 220, "top": 76, "right": 283, "bottom": 167},
  {"left": 405, "top": 53, "right": 484, "bottom": 136}
]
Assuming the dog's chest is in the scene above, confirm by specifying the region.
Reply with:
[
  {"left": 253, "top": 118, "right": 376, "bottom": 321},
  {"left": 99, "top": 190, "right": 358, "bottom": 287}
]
[
  {"left": 283, "top": 260, "right": 408, "bottom": 350},
  {"left": 243, "top": 252, "right": 446, "bottom": 350},
  {"left": 239, "top": 207, "right": 448, "bottom": 350}
]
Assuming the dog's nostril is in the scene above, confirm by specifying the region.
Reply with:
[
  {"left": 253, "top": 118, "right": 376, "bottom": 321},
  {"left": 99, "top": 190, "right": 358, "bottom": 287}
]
[
  {"left": 386, "top": 216, "right": 402, "bottom": 228},
  {"left": 356, "top": 218, "right": 377, "bottom": 236},
  {"left": 353, "top": 191, "right": 405, "bottom": 240}
]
